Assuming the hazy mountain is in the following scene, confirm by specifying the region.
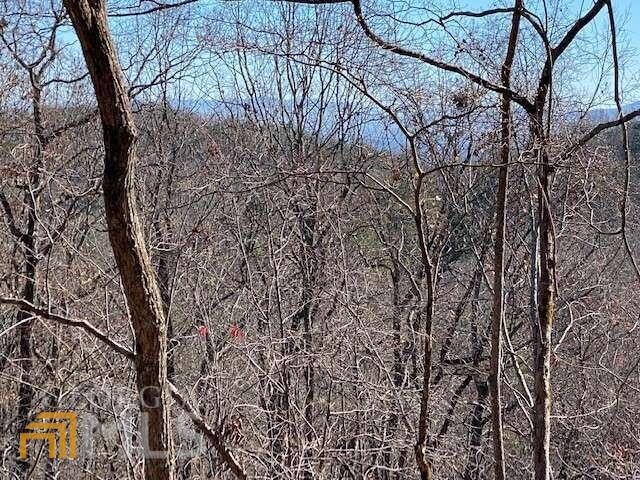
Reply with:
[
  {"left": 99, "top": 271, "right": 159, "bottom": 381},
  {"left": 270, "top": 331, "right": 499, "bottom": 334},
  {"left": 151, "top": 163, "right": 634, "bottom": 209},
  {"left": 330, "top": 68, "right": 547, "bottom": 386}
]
[{"left": 586, "top": 101, "right": 640, "bottom": 122}]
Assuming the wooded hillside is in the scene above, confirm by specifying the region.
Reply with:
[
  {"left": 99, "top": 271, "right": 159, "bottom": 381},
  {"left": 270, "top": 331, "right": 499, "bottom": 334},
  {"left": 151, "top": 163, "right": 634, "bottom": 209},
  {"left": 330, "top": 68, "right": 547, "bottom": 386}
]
[{"left": 0, "top": 1, "right": 639, "bottom": 479}]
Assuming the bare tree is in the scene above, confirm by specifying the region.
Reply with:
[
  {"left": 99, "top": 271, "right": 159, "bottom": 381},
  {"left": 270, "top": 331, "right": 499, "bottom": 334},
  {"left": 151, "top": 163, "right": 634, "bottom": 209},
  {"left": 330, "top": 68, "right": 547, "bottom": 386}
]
[
  {"left": 0, "top": 1, "right": 639, "bottom": 479},
  {"left": 63, "top": 1, "right": 174, "bottom": 478}
]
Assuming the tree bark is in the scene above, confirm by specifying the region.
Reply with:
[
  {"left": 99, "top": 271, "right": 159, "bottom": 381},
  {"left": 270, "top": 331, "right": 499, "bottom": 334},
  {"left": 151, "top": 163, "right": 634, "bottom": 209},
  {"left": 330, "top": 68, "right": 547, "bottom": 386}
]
[
  {"left": 489, "top": 3, "right": 522, "bottom": 479},
  {"left": 530, "top": 78, "right": 555, "bottom": 480},
  {"left": 413, "top": 180, "right": 435, "bottom": 480},
  {"left": 14, "top": 250, "right": 36, "bottom": 478},
  {"left": 533, "top": 126, "right": 554, "bottom": 480},
  {"left": 528, "top": 4, "right": 607, "bottom": 476},
  {"left": 62, "top": 1, "right": 174, "bottom": 479},
  {"left": 13, "top": 70, "right": 44, "bottom": 479}
]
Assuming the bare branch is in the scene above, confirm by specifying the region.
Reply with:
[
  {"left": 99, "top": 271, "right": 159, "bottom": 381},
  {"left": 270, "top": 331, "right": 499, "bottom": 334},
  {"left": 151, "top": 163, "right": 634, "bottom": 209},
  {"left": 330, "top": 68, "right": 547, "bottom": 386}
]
[{"left": 0, "top": 297, "right": 135, "bottom": 359}]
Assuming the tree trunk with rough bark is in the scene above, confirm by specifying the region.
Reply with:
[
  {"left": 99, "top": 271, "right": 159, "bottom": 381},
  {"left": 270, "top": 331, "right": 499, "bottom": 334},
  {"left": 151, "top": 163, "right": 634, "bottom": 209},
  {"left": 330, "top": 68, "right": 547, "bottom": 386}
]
[
  {"left": 13, "top": 70, "right": 44, "bottom": 480},
  {"left": 529, "top": 86, "right": 555, "bottom": 480},
  {"left": 62, "top": 2, "right": 174, "bottom": 479},
  {"left": 489, "top": 3, "right": 522, "bottom": 479},
  {"left": 411, "top": 140, "right": 435, "bottom": 480}
]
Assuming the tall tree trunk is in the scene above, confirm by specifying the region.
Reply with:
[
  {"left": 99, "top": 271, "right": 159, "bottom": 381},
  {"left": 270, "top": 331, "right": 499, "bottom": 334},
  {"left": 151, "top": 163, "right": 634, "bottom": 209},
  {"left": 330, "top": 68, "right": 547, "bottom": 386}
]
[
  {"left": 62, "top": 2, "right": 174, "bottom": 479},
  {"left": 412, "top": 140, "right": 435, "bottom": 480},
  {"left": 527, "top": 5, "right": 607, "bottom": 477},
  {"left": 489, "top": 3, "right": 522, "bottom": 479},
  {"left": 14, "top": 70, "right": 44, "bottom": 479},
  {"left": 414, "top": 266, "right": 434, "bottom": 480},
  {"left": 414, "top": 198, "right": 435, "bottom": 480},
  {"left": 14, "top": 250, "right": 36, "bottom": 478},
  {"left": 533, "top": 136, "right": 554, "bottom": 480},
  {"left": 530, "top": 88, "right": 555, "bottom": 480}
]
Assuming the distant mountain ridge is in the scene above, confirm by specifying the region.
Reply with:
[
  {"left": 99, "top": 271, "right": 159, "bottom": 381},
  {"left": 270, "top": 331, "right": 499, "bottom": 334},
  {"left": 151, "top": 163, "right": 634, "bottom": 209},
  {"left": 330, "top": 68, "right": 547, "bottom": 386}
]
[
  {"left": 171, "top": 97, "right": 405, "bottom": 151},
  {"left": 586, "top": 101, "right": 640, "bottom": 122},
  {"left": 168, "top": 98, "right": 640, "bottom": 151}
]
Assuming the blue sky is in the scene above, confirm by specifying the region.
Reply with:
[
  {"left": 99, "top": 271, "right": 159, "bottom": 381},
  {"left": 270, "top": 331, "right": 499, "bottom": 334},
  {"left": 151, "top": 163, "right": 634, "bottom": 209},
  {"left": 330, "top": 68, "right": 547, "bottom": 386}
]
[
  {"left": 458, "top": 0, "right": 640, "bottom": 103},
  {"left": 50, "top": 0, "right": 640, "bottom": 110},
  {"left": 607, "top": 0, "right": 640, "bottom": 69}
]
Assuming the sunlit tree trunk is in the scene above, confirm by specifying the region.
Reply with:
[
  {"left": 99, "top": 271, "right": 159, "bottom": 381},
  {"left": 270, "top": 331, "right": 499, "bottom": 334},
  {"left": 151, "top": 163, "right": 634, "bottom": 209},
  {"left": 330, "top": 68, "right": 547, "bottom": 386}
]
[
  {"left": 63, "top": 1, "right": 174, "bottom": 479},
  {"left": 489, "top": 3, "right": 522, "bottom": 479}
]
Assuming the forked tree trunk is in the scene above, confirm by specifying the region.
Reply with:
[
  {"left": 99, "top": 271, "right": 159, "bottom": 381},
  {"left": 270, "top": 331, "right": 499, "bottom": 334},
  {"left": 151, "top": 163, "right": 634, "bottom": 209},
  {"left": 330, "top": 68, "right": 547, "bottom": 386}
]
[
  {"left": 527, "top": 8, "right": 607, "bottom": 477},
  {"left": 62, "top": 2, "right": 174, "bottom": 479}
]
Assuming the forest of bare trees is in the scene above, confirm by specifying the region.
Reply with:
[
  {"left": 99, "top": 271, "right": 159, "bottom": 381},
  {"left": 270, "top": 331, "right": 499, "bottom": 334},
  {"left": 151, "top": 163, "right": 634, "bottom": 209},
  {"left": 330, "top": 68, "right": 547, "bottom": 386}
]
[{"left": 0, "top": 0, "right": 639, "bottom": 479}]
